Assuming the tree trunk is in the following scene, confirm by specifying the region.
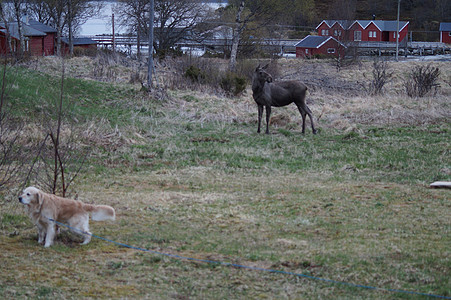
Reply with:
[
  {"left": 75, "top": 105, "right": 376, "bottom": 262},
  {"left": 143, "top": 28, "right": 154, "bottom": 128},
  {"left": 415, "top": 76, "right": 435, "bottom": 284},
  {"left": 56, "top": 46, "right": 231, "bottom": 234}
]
[
  {"left": 13, "top": 0, "right": 25, "bottom": 57},
  {"left": 229, "top": 0, "right": 245, "bottom": 72},
  {"left": 68, "top": 0, "right": 74, "bottom": 56},
  {"left": 56, "top": 18, "right": 62, "bottom": 57}
]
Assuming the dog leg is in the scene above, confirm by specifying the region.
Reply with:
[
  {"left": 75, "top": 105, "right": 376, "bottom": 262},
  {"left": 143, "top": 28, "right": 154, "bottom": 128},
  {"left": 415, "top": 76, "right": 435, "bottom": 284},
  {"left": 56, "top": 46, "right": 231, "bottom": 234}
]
[
  {"left": 44, "top": 223, "right": 56, "bottom": 247},
  {"left": 37, "top": 223, "right": 46, "bottom": 244},
  {"left": 80, "top": 223, "right": 91, "bottom": 245}
]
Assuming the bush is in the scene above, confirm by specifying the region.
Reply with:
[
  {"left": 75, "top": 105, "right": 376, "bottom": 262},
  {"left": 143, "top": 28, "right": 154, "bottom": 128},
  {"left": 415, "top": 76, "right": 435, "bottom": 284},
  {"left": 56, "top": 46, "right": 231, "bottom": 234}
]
[
  {"left": 405, "top": 64, "right": 440, "bottom": 97},
  {"left": 73, "top": 46, "right": 97, "bottom": 57},
  {"left": 220, "top": 72, "right": 247, "bottom": 96},
  {"left": 367, "top": 60, "right": 393, "bottom": 95},
  {"left": 185, "top": 65, "right": 206, "bottom": 83}
]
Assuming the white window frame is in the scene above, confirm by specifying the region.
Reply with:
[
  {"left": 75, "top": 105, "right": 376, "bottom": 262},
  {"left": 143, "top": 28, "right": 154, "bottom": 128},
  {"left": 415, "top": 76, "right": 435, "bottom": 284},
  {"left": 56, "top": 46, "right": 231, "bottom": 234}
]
[{"left": 327, "top": 48, "right": 336, "bottom": 54}]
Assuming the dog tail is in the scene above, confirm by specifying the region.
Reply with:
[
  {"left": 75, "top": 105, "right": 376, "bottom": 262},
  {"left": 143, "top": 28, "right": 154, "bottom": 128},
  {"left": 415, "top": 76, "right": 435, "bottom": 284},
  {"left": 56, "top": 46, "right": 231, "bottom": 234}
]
[{"left": 84, "top": 204, "right": 116, "bottom": 221}]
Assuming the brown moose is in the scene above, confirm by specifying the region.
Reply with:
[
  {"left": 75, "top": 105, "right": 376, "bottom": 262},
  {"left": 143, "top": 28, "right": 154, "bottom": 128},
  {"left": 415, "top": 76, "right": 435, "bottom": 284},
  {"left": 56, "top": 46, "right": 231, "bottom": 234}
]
[{"left": 252, "top": 64, "right": 317, "bottom": 135}]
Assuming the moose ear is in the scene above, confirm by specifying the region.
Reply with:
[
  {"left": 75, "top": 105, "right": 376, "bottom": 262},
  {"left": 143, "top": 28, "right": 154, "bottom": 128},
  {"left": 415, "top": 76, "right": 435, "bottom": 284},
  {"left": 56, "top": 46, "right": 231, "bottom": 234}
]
[
  {"left": 266, "top": 76, "right": 273, "bottom": 83},
  {"left": 262, "top": 63, "right": 269, "bottom": 69},
  {"left": 255, "top": 64, "right": 261, "bottom": 71}
]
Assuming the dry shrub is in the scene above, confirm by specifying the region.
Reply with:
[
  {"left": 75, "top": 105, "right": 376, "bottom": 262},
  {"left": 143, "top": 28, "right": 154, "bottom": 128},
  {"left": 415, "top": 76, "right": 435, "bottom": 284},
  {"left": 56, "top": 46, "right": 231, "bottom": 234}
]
[
  {"left": 270, "top": 114, "right": 291, "bottom": 127},
  {"left": 366, "top": 60, "right": 393, "bottom": 95},
  {"left": 163, "top": 56, "right": 250, "bottom": 96},
  {"left": 405, "top": 64, "right": 440, "bottom": 97}
]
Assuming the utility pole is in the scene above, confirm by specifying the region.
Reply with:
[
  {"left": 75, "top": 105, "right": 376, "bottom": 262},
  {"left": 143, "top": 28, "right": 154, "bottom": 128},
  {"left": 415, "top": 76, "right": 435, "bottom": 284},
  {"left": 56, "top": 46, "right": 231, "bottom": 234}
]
[
  {"left": 112, "top": 13, "right": 115, "bottom": 54},
  {"left": 396, "top": 0, "right": 400, "bottom": 61},
  {"left": 147, "top": 0, "right": 154, "bottom": 89}
]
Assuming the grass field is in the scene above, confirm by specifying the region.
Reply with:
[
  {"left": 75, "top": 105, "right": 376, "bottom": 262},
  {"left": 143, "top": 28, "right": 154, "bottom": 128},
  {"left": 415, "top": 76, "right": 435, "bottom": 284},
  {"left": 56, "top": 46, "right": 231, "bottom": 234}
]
[{"left": 0, "top": 56, "right": 450, "bottom": 299}]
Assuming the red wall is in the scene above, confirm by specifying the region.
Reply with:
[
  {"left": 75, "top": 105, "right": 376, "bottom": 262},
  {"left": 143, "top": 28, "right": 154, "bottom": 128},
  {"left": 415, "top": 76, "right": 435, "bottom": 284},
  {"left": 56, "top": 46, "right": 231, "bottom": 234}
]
[
  {"left": 296, "top": 39, "right": 345, "bottom": 58},
  {"left": 388, "top": 25, "right": 409, "bottom": 42},
  {"left": 29, "top": 37, "right": 44, "bottom": 56},
  {"left": 43, "top": 33, "right": 55, "bottom": 55},
  {"left": 317, "top": 23, "right": 330, "bottom": 36},
  {"left": 0, "top": 34, "right": 8, "bottom": 54},
  {"left": 318, "top": 21, "right": 409, "bottom": 43},
  {"left": 442, "top": 32, "right": 451, "bottom": 44}
]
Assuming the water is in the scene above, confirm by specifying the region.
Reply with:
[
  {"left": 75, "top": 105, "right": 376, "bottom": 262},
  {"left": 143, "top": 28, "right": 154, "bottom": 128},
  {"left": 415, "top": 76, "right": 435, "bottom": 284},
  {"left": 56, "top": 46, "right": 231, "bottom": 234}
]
[{"left": 79, "top": 0, "right": 228, "bottom": 36}]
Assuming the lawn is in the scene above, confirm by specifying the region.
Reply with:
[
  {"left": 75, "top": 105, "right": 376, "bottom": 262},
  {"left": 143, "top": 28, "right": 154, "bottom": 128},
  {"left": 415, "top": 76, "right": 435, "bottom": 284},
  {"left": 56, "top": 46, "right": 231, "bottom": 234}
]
[{"left": 0, "top": 56, "right": 449, "bottom": 299}]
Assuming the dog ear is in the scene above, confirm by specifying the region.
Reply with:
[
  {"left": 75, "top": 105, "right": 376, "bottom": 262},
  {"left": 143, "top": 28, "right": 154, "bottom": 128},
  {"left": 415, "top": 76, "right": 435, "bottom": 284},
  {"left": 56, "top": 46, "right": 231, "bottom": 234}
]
[{"left": 36, "top": 191, "right": 44, "bottom": 207}]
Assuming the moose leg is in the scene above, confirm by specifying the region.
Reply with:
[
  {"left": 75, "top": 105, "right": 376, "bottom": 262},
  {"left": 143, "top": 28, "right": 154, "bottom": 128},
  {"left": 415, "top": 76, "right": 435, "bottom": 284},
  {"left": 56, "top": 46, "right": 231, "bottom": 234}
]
[
  {"left": 306, "top": 107, "right": 317, "bottom": 134},
  {"left": 297, "top": 104, "right": 317, "bottom": 135},
  {"left": 257, "top": 105, "right": 263, "bottom": 133},
  {"left": 265, "top": 105, "right": 271, "bottom": 134}
]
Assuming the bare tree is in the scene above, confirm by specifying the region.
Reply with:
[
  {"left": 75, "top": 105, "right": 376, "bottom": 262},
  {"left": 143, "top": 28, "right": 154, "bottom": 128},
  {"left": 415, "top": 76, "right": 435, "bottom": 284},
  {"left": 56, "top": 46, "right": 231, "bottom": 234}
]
[
  {"left": 115, "top": 0, "right": 211, "bottom": 58},
  {"left": 12, "top": 0, "right": 26, "bottom": 57},
  {"left": 27, "top": 0, "right": 102, "bottom": 56},
  {"left": 225, "top": 0, "right": 283, "bottom": 71},
  {"left": 115, "top": 0, "right": 148, "bottom": 58}
]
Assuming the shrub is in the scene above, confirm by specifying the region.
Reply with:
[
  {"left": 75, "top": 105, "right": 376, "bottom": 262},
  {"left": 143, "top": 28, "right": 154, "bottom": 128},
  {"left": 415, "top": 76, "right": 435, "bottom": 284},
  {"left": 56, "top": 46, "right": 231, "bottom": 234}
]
[
  {"left": 405, "top": 64, "right": 440, "bottom": 97},
  {"left": 73, "top": 46, "right": 97, "bottom": 57},
  {"left": 367, "top": 60, "right": 393, "bottom": 95},
  {"left": 220, "top": 72, "right": 247, "bottom": 96},
  {"left": 185, "top": 65, "right": 206, "bottom": 83}
]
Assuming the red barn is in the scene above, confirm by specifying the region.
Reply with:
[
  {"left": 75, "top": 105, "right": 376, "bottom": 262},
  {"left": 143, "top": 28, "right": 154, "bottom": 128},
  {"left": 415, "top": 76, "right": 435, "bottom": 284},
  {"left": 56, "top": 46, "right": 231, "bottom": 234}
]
[
  {"left": 317, "top": 20, "right": 409, "bottom": 43},
  {"left": 440, "top": 23, "right": 451, "bottom": 44},
  {"left": 295, "top": 35, "right": 346, "bottom": 58}
]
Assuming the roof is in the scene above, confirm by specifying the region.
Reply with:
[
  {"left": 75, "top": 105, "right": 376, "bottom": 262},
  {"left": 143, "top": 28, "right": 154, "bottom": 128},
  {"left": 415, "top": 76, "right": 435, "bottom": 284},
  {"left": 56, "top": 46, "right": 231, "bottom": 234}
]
[
  {"left": 295, "top": 35, "right": 345, "bottom": 48},
  {"left": 316, "top": 20, "right": 353, "bottom": 30},
  {"left": 0, "top": 22, "right": 46, "bottom": 39},
  {"left": 61, "top": 37, "right": 97, "bottom": 46},
  {"left": 28, "top": 20, "right": 57, "bottom": 34},
  {"left": 317, "top": 20, "right": 409, "bottom": 32},
  {"left": 440, "top": 23, "right": 451, "bottom": 31}
]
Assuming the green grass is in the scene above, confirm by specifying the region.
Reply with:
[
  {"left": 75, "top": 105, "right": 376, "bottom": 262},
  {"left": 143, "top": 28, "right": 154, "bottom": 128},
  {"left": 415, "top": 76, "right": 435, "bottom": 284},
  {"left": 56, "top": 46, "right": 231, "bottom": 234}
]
[
  {"left": 0, "top": 61, "right": 450, "bottom": 299},
  {"left": 1, "top": 65, "right": 137, "bottom": 125}
]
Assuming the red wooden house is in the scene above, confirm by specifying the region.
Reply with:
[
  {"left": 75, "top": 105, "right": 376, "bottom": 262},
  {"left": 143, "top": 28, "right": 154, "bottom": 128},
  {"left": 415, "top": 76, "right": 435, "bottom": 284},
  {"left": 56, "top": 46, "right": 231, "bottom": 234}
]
[
  {"left": 0, "top": 20, "right": 56, "bottom": 56},
  {"left": 28, "top": 20, "right": 57, "bottom": 55},
  {"left": 61, "top": 37, "right": 97, "bottom": 55},
  {"left": 316, "top": 20, "right": 409, "bottom": 43},
  {"left": 440, "top": 23, "right": 451, "bottom": 44},
  {"left": 295, "top": 35, "right": 346, "bottom": 58}
]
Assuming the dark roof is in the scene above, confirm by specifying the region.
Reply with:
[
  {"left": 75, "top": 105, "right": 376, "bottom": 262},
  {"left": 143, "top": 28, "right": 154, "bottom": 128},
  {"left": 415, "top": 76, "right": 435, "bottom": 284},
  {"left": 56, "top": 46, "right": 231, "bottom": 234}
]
[
  {"left": 317, "top": 20, "right": 409, "bottom": 32},
  {"left": 28, "top": 20, "right": 57, "bottom": 33},
  {"left": 295, "top": 35, "right": 345, "bottom": 48},
  {"left": 440, "top": 22, "right": 451, "bottom": 31},
  {"left": 61, "top": 37, "right": 97, "bottom": 45},
  {"left": 0, "top": 22, "right": 46, "bottom": 39}
]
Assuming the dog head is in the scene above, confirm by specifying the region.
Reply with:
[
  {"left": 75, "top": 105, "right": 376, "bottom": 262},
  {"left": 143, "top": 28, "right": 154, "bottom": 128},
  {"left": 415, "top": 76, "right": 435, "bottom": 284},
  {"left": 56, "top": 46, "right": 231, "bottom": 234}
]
[{"left": 19, "top": 186, "right": 43, "bottom": 207}]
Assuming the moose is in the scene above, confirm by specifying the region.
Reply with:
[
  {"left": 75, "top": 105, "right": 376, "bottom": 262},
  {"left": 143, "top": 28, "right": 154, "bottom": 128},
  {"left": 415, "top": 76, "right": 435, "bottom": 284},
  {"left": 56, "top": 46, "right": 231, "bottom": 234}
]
[{"left": 252, "top": 64, "right": 317, "bottom": 135}]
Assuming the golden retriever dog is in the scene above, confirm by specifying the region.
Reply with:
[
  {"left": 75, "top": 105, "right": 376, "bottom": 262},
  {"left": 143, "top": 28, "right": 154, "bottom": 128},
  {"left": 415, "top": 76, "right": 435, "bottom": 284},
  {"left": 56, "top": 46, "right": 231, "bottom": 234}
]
[{"left": 19, "top": 186, "right": 115, "bottom": 247}]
